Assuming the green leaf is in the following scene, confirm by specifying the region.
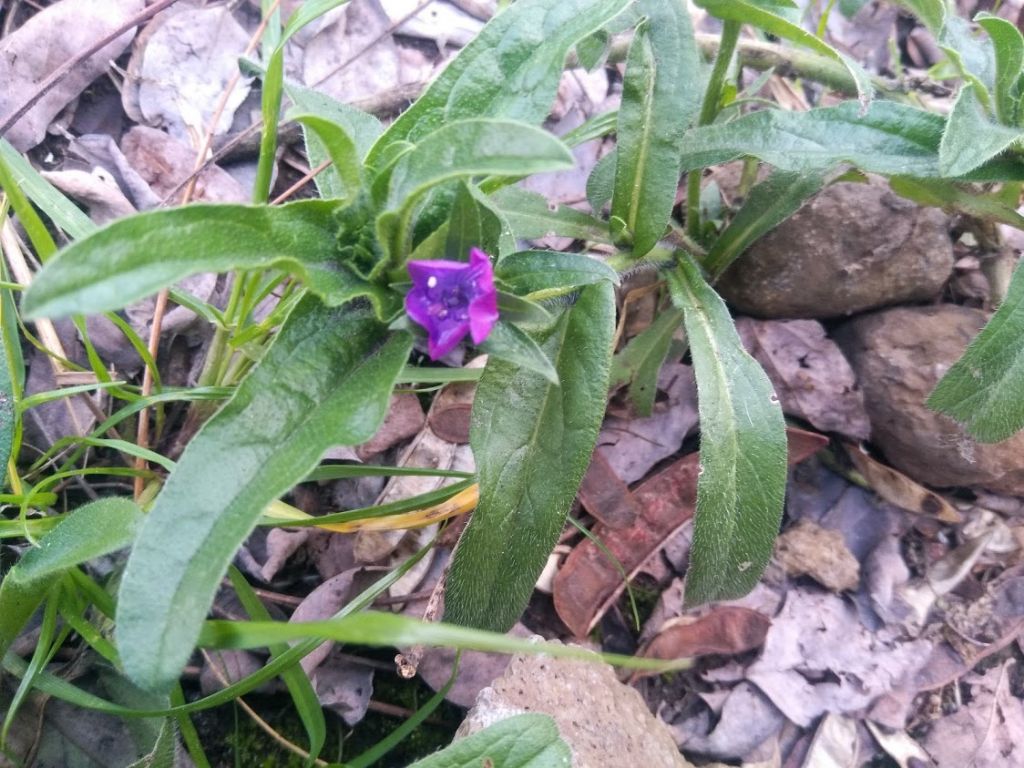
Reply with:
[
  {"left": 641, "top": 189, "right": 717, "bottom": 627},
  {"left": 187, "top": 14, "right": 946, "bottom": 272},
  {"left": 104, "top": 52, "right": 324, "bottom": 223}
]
[
  {"left": 21, "top": 200, "right": 400, "bottom": 321},
  {"left": 446, "top": 282, "right": 614, "bottom": 631},
  {"left": 928, "top": 261, "right": 1024, "bottom": 442},
  {"left": 496, "top": 291, "right": 556, "bottom": 327},
  {"left": 198, "top": 612, "right": 687, "bottom": 674},
  {"left": 0, "top": 309, "right": 15, "bottom": 482},
  {"left": 705, "top": 169, "right": 828, "bottom": 278},
  {"left": 478, "top": 321, "right": 559, "bottom": 384},
  {"left": 695, "top": 0, "right": 873, "bottom": 103},
  {"left": 611, "top": 0, "right": 701, "bottom": 258},
  {"left": 0, "top": 498, "right": 142, "bottom": 660},
  {"left": 939, "top": 15, "right": 997, "bottom": 98},
  {"left": 115, "top": 298, "right": 412, "bottom": 692},
  {"left": 609, "top": 306, "right": 684, "bottom": 417},
  {"left": 366, "top": 0, "right": 633, "bottom": 166},
  {"left": 889, "top": 176, "right": 1024, "bottom": 229},
  {"left": 496, "top": 250, "right": 619, "bottom": 299},
  {"left": 281, "top": 0, "right": 351, "bottom": 45},
  {"left": 668, "top": 259, "right": 787, "bottom": 606},
  {"left": 0, "top": 138, "right": 95, "bottom": 241},
  {"left": 489, "top": 186, "right": 611, "bottom": 243},
  {"left": 292, "top": 114, "right": 362, "bottom": 203},
  {"left": 976, "top": 13, "right": 1024, "bottom": 125},
  {"left": 940, "top": 83, "right": 1023, "bottom": 177},
  {"left": 678, "top": 100, "right": 1024, "bottom": 180},
  {"left": 409, "top": 714, "right": 571, "bottom": 768},
  {"left": 586, "top": 149, "right": 617, "bottom": 213},
  {"left": 385, "top": 119, "right": 574, "bottom": 211},
  {"left": 446, "top": 182, "right": 495, "bottom": 261},
  {"left": 284, "top": 81, "right": 383, "bottom": 159}
]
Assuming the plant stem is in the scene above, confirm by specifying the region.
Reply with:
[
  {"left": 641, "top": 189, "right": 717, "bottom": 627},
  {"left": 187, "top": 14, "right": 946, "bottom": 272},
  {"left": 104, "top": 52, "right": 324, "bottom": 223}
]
[{"left": 686, "top": 20, "right": 741, "bottom": 240}]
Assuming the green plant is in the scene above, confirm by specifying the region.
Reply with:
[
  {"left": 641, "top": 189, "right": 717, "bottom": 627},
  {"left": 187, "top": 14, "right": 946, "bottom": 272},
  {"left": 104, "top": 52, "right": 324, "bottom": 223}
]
[{"left": 4, "top": 0, "right": 1024, "bottom": 763}]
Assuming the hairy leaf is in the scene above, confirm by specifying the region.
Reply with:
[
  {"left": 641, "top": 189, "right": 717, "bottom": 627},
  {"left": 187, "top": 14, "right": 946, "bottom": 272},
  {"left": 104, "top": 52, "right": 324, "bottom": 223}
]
[
  {"left": 940, "top": 83, "right": 1022, "bottom": 177},
  {"left": 977, "top": 13, "right": 1024, "bottom": 125},
  {"left": 610, "top": 306, "right": 684, "bottom": 416},
  {"left": 611, "top": 0, "right": 701, "bottom": 257},
  {"left": 367, "top": 0, "right": 632, "bottom": 166},
  {"left": 496, "top": 250, "right": 619, "bottom": 298},
  {"left": 489, "top": 186, "right": 610, "bottom": 244},
  {"left": 705, "top": 169, "right": 828, "bottom": 278},
  {"left": 678, "top": 100, "right": 1024, "bottom": 180},
  {"left": 446, "top": 282, "right": 615, "bottom": 631},
  {"left": 21, "top": 200, "right": 400, "bottom": 320},
  {"left": 928, "top": 262, "right": 1024, "bottom": 442},
  {"left": 668, "top": 259, "right": 787, "bottom": 606},
  {"left": 409, "top": 715, "right": 570, "bottom": 768},
  {"left": 116, "top": 298, "right": 411, "bottom": 691},
  {"left": 0, "top": 498, "right": 142, "bottom": 660}
]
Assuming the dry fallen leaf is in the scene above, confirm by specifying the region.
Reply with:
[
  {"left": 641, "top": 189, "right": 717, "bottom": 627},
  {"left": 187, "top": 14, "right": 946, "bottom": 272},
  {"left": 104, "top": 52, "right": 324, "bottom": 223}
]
[
  {"left": 0, "top": 0, "right": 144, "bottom": 151},
  {"left": 554, "top": 429, "right": 827, "bottom": 637},
  {"left": 289, "top": 568, "right": 375, "bottom": 675},
  {"left": 39, "top": 168, "right": 135, "bottom": 225},
  {"left": 578, "top": 449, "right": 641, "bottom": 530},
  {"left": 737, "top": 317, "right": 870, "bottom": 440},
  {"left": 639, "top": 607, "right": 771, "bottom": 667},
  {"left": 922, "top": 661, "right": 1024, "bottom": 768},
  {"left": 356, "top": 393, "right": 426, "bottom": 460},
  {"left": 846, "top": 443, "right": 962, "bottom": 524},
  {"left": 123, "top": 5, "right": 252, "bottom": 141}
]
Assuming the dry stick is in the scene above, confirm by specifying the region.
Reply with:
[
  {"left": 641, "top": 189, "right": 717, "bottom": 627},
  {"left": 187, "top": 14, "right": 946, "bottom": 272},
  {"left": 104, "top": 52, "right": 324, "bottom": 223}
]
[
  {"left": 270, "top": 158, "right": 331, "bottom": 205},
  {"left": 0, "top": 0, "right": 183, "bottom": 139},
  {"left": 132, "top": 0, "right": 284, "bottom": 499}
]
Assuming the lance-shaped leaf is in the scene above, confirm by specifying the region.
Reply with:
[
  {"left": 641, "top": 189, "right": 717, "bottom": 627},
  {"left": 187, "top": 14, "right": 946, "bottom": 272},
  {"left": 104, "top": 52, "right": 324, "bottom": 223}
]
[
  {"left": 366, "top": 0, "right": 633, "bottom": 165},
  {"left": 668, "top": 259, "right": 787, "bottom": 606},
  {"left": 609, "top": 306, "right": 684, "bottom": 417},
  {"left": 445, "top": 282, "right": 615, "bottom": 631},
  {"left": 21, "top": 200, "right": 399, "bottom": 321},
  {"left": 696, "top": 0, "right": 873, "bottom": 102},
  {"left": 976, "top": 13, "right": 1024, "bottom": 125},
  {"left": 0, "top": 498, "right": 142, "bottom": 660},
  {"left": 611, "top": 0, "right": 701, "bottom": 257},
  {"left": 496, "top": 250, "right": 619, "bottom": 298},
  {"left": 292, "top": 114, "right": 362, "bottom": 204},
  {"left": 384, "top": 120, "right": 573, "bottom": 211},
  {"left": 116, "top": 298, "right": 411, "bottom": 692},
  {"left": 940, "top": 83, "right": 1023, "bottom": 177},
  {"left": 704, "top": 169, "right": 828, "bottom": 279},
  {"left": 928, "top": 261, "right": 1024, "bottom": 442},
  {"left": 489, "top": 186, "right": 610, "bottom": 244},
  {"left": 678, "top": 100, "right": 1024, "bottom": 180}
]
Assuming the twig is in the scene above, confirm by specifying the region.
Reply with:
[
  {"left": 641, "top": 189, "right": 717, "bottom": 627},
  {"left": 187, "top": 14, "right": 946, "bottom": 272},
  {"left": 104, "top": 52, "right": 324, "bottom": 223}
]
[
  {"left": 270, "top": 158, "right": 331, "bottom": 205},
  {"left": 0, "top": 0, "right": 183, "bottom": 139}
]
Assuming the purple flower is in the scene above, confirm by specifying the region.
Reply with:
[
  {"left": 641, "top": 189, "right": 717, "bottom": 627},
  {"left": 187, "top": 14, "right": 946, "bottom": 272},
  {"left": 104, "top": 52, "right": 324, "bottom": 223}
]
[{"left": 405, "top": 247, "right": 499, "bottom": 360}]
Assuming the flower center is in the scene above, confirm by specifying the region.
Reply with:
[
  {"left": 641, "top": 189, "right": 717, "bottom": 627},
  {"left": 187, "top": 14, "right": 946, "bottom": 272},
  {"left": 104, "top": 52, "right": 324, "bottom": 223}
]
[{"left": 427, "top": 284, "right": 470, "bottom": 322}]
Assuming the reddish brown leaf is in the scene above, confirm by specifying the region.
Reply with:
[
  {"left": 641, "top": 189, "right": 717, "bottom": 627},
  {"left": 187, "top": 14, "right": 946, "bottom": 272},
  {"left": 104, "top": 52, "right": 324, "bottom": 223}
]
[
  {"left": 553, "top": 428, "right": 827, "bottom": 637},
  {"left": 639, "top": 607, "right": 771, "bottom": 668},
  {"left": 578, "top": 450, "right": 641, "bottom": 529}
]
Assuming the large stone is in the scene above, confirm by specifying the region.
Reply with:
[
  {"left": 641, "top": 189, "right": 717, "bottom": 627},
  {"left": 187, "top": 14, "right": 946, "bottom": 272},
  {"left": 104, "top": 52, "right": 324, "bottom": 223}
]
[
  {"left": 458, "top": 645, "right": 695, "bottom": 768},
  {"left": 717, "top": 178, "right": 954, "bottom": 319},
  {"left": 835, "top": 305, "right": 1024, "bottom": 494}
]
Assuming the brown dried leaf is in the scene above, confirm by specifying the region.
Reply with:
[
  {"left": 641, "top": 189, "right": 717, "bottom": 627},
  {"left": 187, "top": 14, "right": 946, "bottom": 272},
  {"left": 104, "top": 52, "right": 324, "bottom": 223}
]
[
  {"left": 578, "top": 449, "right": 641, "bottom": 529},
  {"left": 120, "top": 125, "right": 248, "bottom": 203},
  {"left": 290, "top": 568, "right": 374, "bottom": 674},
  {"left": 737, "top": 318, "right": 870, "bottom": 440},
  {"left": 356, "top": 393, "right": 425, "bottom": 460},
  {"left": 639, "top": 607, "right": 771, "bottom": 666},
  {"left": 846, "top": 443, "right": 962, "bottom": 523},
  {"left": 0, "top": 0, "right": 144, "bottom": 151},
  {"left": 922, "top": 662, "right": 1024, "bottom": 768},
  {"left": 39, "top": 168, "right": 135, "bottom": 225},
  {"left": 553, "top": 429, "right": 827, "bottom": 637}
]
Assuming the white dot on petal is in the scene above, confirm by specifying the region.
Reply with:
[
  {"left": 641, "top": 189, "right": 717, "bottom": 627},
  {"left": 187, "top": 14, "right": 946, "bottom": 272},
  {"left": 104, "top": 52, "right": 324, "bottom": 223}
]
[{"left": 427, "top": 276, "right": 438, "bottom": 288}]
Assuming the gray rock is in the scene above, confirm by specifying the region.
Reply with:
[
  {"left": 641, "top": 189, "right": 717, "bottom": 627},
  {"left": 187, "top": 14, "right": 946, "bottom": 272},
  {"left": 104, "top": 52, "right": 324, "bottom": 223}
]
[
  {"left": 835, "top": 304, "right": 1024, "bottom": 494},
  {"left": 459, "top": 643, "right": 695, "bottom": 768},
  {"left": 718, "top": 179, "right": 954, "bottom": 319}
]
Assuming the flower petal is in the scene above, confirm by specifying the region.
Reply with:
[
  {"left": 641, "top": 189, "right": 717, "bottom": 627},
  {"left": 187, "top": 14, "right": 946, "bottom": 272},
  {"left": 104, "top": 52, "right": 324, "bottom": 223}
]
[{"left": 428, "top": 319, "right": 471, "bottom": 360}]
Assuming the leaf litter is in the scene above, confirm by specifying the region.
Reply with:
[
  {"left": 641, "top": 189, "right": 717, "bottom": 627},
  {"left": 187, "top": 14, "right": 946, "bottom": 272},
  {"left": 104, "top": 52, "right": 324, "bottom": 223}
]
[{"left": 4, "top": 1, "right": 1024, "bottom": 765}]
